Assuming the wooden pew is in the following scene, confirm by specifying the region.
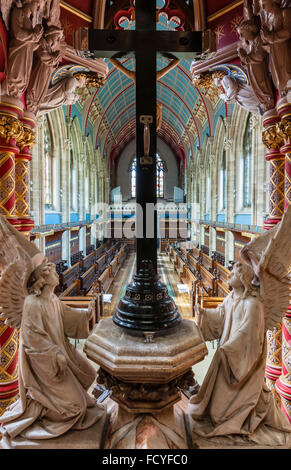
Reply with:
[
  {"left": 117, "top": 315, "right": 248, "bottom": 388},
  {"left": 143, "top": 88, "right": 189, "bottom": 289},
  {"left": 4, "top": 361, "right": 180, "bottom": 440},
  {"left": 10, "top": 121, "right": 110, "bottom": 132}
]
[
  {"left": 215, "top": 262, "right": 230, "bottom": 297},
  {"left": 99, "top": 266, "right": 113, "bottom": 293},
  {"left": 82, "top": 251, "right": 96, "bottom": 273},
  {"left": 96, "top": 253, "right": 107, "bottom": 276},
  {"left": 199, "top": 264, "right": 216, "bottom": 296},
  {"left": 191, "top": 246, "right": 200, "bottom": 259},
  {"left": 95, "top": 245, "right": 105, "bottom": 260},
  {"left": 80, "top": 264, "right": 97, "bottom": 295},
  {"left": 60, "top": 279, "right": 80, "bottom": 297},
  {"left": 201, "top": 252, "right": 214, "bottom": 273},
  {"left": 110, "top": 256, "right": 120, "bottom": 277},
  {"left": 187, "top": 252, "right": 200, "bottom": 274},
  {"left": 175, "top": 253, "right": 185, "bottom": 278},
  {"left": 58, "top": 262, "right": 81, "bottom": 293},
  {"left": 181, "top": 266, "right": 198, "bottom": 290}
]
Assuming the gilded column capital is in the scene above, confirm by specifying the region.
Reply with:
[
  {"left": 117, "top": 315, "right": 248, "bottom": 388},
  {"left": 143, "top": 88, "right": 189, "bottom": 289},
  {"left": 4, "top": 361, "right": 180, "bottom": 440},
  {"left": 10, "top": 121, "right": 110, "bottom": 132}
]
[
  {"left": 0, "top": 115, "right": 24, "bottom": 144},
  {"left": 17, "top": 126, "right": 36, "bottom": 151},
  {"left": 262, "top": 126, "right": 285, "bottom": 150},
  {"left": 276, "top": 119, "right": 291, "bottom": 144}
]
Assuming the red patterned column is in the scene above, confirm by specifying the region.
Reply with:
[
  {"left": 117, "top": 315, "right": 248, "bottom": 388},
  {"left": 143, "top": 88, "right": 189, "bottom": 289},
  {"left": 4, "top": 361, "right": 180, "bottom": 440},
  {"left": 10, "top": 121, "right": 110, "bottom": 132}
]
[
  {"left": 14, "top": 111, "right": 35, "bottom": 235},
  {"left": 0, "top": 96, "right": 24, "bottom": 415},
  {"left": 262, "top": 110, "right": 285, "bottom": 230},
  {"left": 276, "top": 310, "right": 291, "bottom": 422},
  {"left": 262, "top": 109, "right": 285, "bottom": 401},
  {"left": 275, "top": 97, "right": 291, "bottom": 421},
  {"left": 265, "top": 325, "right": 283, "bottom": 405}
]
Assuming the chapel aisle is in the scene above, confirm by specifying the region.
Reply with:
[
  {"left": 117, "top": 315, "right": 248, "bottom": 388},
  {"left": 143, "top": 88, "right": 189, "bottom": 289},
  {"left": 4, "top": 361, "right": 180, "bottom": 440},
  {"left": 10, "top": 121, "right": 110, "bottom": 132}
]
[
  {"left": 104, "top": 250, "right": 136, "bottom": 316},
  {"left": 157, "top": 251, "right": 217, "bottom": 384},
  {"left": 157, "top": 251, "right": 192, "bottom": 318}
]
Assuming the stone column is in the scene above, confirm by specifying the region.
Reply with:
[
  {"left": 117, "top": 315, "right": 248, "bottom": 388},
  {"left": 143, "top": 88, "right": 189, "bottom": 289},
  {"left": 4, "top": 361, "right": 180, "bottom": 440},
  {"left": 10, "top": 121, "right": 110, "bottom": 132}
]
[
  {"left": 262, "top": 109, "right": 285, "bottom": 402},
  {"left": 274, "top": 97, "right": 291, "bottom": 421},
  {"left": 0, "top": 96, "right": 24, "bottom": 415}
]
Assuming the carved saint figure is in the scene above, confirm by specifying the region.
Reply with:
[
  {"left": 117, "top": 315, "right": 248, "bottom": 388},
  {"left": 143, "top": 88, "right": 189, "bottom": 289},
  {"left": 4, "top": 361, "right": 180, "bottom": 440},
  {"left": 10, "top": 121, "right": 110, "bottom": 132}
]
[
  {"left": 0, "top": 216, "right": 106, "bottom": 448},
  {"left": 38, "top": 72, "right": 87, "bottom": 115},
  {"left": 2, "top": 0, "right": 45, "bottom": 98},
  {"left": 189, "top": 206, "right": 291, "bottom": 446},
  {"left": 237, "top": 20, "right": 275, "bottom": 112},
  {"left": 26, "top": 26, "right": 65, "bottom": 113},
  {"left": 213, "top": 74, "right": 261, "bottom": 114},
  {"left": 258, "top": 0, "right": 291, "bottom": 97}
]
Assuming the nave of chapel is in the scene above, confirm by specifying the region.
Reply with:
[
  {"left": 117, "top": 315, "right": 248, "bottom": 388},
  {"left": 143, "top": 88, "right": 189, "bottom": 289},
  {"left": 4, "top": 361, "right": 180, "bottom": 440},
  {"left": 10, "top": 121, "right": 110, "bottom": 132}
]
[{"left": 0, "top": 0, "right": 290, "bottom": 450}]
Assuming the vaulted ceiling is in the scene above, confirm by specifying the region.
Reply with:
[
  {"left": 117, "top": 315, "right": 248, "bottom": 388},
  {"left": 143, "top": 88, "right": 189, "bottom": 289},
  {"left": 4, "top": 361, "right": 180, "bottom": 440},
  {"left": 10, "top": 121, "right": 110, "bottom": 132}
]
[{"left": 59, "top": 0, "right": 244, "bottom": 167}]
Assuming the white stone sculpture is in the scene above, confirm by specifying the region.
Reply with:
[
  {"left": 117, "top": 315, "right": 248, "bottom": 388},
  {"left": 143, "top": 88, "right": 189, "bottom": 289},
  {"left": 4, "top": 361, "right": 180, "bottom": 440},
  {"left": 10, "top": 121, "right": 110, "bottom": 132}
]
[
  {"left": 214, "top": 74, "right": 261, "bottom": 114},
  {"left": 189, "top": 205, "right": 291, "bottom": 447},
  {"left": 38, "top": 73, "right": 87, "bottom": 115},
  {"left": 0, "top": 215, "right": 106, "bottom": 449}
]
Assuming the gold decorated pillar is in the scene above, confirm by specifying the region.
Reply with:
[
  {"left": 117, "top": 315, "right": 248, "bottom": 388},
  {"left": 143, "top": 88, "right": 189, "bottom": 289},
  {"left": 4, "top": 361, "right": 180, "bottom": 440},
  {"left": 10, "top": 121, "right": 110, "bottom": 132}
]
[
  {"left": 262, "top": 108, "right": 285, "bottom": 402},
  {"left": 275, "top": 97, "right": 291, "bottom": 422},
  {"left": 0, "top": 96, "right": 24, "bottom": 415},
  {"left": 262, "top": 110, "right": 285, "bottom": 230},
  {"left": 14, "top": 111, "right": 36, "bottom": 235}
]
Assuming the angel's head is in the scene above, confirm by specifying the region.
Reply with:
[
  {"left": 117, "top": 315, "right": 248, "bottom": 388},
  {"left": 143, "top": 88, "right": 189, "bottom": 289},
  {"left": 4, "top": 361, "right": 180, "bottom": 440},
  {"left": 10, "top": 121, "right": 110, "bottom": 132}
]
[
  {"left": 228, "top": 262, "right": 259, "bottom": 298},
  {"left": 27, "top": 262, "right": 59, "bottom": 296}
]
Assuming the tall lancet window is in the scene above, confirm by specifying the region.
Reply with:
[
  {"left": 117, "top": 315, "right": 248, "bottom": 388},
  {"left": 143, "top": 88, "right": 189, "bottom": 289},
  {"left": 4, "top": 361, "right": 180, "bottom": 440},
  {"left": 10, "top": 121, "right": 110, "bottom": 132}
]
[
  {"left": 243, "top": 115, "right": 252, "bottom": 208},
  {"left": 131, "top": 157, "right": 137, "bottom": 198},
  {"left": 44, "top": 116, "right": 54, "bottom": 208},
  {"left": 130, "top": 154, "right": 165, "bottom": 198},
  {"left": 156, "top": 154, "right": 165, "bottom": 198},
  {"left": 218, "top": 149, "right": 226, "bottom": 211},
  {"left": 206, "top": 164, "right": 211, "bottom": 214}
]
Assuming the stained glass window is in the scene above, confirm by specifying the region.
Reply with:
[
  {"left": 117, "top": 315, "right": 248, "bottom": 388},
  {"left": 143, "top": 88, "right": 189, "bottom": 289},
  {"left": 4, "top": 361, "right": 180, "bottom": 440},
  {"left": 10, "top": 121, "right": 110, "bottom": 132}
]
[
  {"left": 156, "top": 155, "right": 165, "bottom": 198},
  {"left": 131, "top": 157, "right": 137, "bottom": 198},
  {"left": 130, "top": 154, "right": 165, "bottom": 198}
]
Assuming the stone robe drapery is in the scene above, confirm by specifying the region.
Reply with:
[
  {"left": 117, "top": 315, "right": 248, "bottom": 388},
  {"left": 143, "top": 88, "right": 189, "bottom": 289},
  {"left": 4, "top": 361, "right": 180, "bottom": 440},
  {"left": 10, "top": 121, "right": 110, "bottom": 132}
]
[
  {"left": 3, "top": 7, "right": 42, "bottom": 98},
  {"left": 189, "top": 292, "right": 291, "bottom": 445},
  {"left": 38, "top": 76, "right": 79, "bottom": 115},
  {"left": 0, "top": 294, "right": 105, "bottom": 446}
]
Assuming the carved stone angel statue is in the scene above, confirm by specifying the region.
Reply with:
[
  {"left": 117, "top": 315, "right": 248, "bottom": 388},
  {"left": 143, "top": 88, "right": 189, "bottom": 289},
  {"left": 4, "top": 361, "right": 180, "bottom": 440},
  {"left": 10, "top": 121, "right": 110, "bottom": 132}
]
[
  {"left": 0, "top": 216, "right": 106, "bottom": 449},
  {"left": 189, "top": 205, "right": 291, "bottom": 447}
]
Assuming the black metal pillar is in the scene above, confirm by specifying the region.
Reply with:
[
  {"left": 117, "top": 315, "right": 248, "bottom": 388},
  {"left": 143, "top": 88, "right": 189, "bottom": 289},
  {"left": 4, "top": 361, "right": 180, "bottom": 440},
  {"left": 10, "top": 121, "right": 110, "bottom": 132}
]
[{"left": 135, "top": 0, "right": 157, "bottom": 272}]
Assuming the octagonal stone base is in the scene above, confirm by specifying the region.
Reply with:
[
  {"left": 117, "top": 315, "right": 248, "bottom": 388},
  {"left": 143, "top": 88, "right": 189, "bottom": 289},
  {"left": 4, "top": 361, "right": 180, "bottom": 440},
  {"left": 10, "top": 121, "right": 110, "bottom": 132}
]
[{"left": 84, "top": 318, "right": 207, "bottom": 385}]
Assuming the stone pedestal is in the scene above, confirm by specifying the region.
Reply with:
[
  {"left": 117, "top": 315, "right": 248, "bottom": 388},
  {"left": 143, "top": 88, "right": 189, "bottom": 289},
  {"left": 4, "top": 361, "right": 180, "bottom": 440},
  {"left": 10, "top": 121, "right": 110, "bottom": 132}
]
[
  {"left": 84, "top": 317, "right": 208, "bottom": 449},
  {"left": 0, "top": 413, "right": 108, "bottom": 449}
]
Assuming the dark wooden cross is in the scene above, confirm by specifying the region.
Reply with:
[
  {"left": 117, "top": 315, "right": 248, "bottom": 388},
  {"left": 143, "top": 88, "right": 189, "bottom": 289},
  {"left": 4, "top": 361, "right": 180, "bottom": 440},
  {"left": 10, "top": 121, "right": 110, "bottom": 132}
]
[{"left": 84, "top": 0, "right": 204, "bottom": 274}]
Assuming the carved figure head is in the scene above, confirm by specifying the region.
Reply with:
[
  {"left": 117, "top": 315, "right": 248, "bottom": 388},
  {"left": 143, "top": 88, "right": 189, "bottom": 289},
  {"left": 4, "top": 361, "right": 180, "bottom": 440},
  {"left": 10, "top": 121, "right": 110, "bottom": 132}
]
[
  {"left": 259, "top": 0, "right": 281, "bottom": 12},
  {"left": 27, "top": 262, "right": 59, "bottom": 296},
  {"left": 237, "top": 20, "right": 259, "bottom": 42},
  {"left": 44, "top": 26, "right": 64, "bottom": 51},
  {"left": 228, "top": 261, "right": 259, "bottom": 298}
]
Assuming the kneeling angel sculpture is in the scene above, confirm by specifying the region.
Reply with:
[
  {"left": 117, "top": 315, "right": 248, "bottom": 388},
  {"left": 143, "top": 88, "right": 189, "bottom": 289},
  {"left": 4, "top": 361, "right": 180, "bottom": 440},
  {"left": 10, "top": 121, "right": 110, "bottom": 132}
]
[
  {"left": 189, "top": 206, "right": 291, "bottom": 446},
  {"left": 0, "top": 215, "right": 106, "bottom": 448}
]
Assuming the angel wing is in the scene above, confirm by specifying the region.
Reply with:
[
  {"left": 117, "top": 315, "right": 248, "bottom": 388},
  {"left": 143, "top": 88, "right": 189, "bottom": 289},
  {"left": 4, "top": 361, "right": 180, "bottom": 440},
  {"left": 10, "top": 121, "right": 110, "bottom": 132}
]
[
  {"left": 0, "top": 214, "right": 41, "bottom": 269},
  {"left": 240, "top": 205, "right": 291, "bottom": 331},
  {"left": 0, "top": 214, "right": 43, "bottom": 327},
  {"left": 0, "top": 256, "right": 31, "bottom": 328}
]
